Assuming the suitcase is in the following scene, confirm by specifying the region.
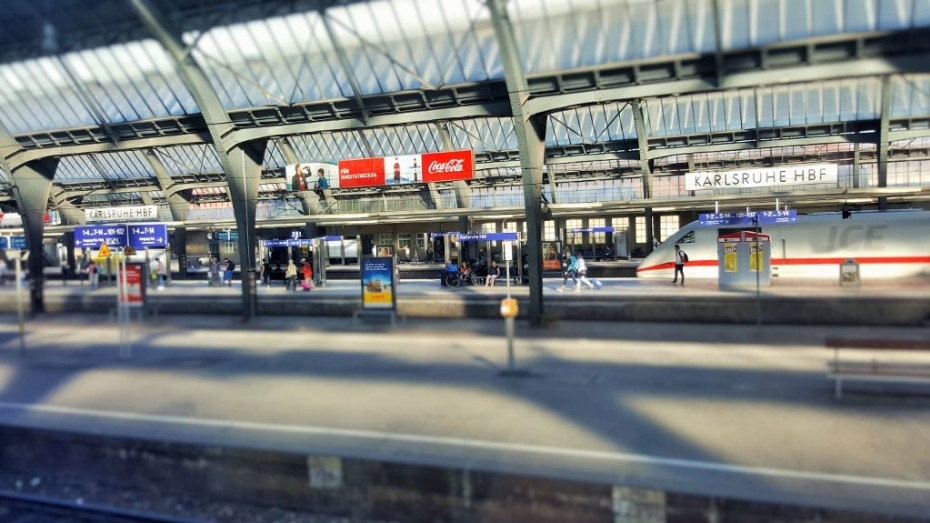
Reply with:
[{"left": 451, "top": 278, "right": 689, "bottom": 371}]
[{"left": 301, "top": 280, "right": 312, "bottom": 291}]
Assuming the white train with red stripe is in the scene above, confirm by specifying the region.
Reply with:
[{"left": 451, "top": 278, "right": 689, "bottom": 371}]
[{"left": 636, "top": 210, "right": 930, "bottom": 280}]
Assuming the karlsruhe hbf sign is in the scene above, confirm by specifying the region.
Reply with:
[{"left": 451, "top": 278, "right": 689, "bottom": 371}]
[{"left": 685, "top": 164, "right": 838, "bottom": 191}]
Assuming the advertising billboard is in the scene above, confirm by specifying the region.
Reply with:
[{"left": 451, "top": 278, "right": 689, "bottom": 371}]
[
  {"left": 120, "top": 263, "right": 145, "bottom": 308},
  {"left": 337, "top": 150, "right": 473, "bottom": 189},
  {"left": 360, "top": 256, "right": 395, "bottom": 310},
  {"left": 285, "top": 163, "right": 339, "bottom": 191}
]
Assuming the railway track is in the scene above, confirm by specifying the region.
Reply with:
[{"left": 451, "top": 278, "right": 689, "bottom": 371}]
[{"left": 0, "top": 491, "right": 206, "bottom": 523}]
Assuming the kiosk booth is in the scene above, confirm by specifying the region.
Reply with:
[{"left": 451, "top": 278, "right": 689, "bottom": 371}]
[{"left": 717, "top": 231, "right": 772, "bottom": 288}]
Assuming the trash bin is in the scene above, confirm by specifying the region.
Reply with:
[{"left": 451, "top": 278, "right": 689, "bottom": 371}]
[{"left": 840, "top": 258, "right": 860, "bottom": 287}]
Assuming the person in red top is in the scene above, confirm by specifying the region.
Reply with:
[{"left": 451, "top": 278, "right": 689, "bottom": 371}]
[{"left": 301, "top": 258, "right": 314, "bottom": 290}]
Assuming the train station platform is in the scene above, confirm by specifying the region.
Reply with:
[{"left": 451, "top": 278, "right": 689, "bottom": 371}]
[
  {"left": 1, "top": 276, "right": 929, "bottom": 326},
  {"left": 0, "top": 314, "right": 928, "bottom": 520}
]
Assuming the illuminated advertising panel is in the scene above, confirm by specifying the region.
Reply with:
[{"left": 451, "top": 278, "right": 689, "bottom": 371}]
[
  {"left": 285, "top": 163, "right": 339, "bottom": 191},
  {"left": 336, "top": 150, "right": 473, "bottom": 188}
]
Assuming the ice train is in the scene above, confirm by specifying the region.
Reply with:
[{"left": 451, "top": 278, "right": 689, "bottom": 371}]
[{"left": 636, "top": 210, "right": 930, "bottom": 280}]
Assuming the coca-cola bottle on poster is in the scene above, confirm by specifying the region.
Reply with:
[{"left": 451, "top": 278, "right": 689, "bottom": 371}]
[
  {"left": 412, "top": 158, "right": 419, "bottom": 182},
  {"left": 393, "top": 158, "right": 401, "bottom": 183}
]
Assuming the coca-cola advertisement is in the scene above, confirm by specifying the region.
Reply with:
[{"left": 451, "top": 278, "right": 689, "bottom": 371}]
[
  {"left": 335, "top": 150, "right": 473, "bottom": 188},
  {"left": 338, "top": 158, "right": 385, "bottom": 188},
  {"left": 422, "top": 150, "right": 474, "bottom": 183},
  {"left": 383, "top": 154, "right": 422, "bottom": 185}
]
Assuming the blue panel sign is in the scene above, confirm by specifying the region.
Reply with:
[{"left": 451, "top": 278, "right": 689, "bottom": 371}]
[
  {"left": 430, "top": 232, "right": 460, "bottom": 239},
  {"left": 264, "top": 239, "right": 313, "bottom": 247},
  {"left": 458, "top": 232, "right": 519, "bottom": 242},
  {"left": 569, "top": 227, "right": 615, "bottom": 233},
  {"left": 0, "top": 236, "right": 26, "bottom": 249},
  {"left": 699, "top": 210, "right": 797, "bottom": 227},
  {"left": 321, "top": 236, "right": 343, "bottom": 242},
  {"left": 128, "top": 224, "right": 168, "bottom": 249},
  {"left": 74, "top": 225, "right": 128, "bottom": 248}
]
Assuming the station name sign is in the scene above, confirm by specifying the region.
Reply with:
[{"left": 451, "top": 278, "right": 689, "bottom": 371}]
[
  {"left": 699, "top": 210, "right": 797, "bottom": 226},
  {"left": 457, "top": 232, "right": 519, "bottom": 241},
  {"left": 685, "top": 164, "right": 838, "bottom": 191},
  {"left": 569, "top": 227, "right": 615, "bottom": 233},
  {"left": 85, "top": 205, "right": 159, "bottom": 223}
]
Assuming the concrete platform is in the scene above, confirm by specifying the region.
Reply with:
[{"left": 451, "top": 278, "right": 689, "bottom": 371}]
[
  {"left": 0, "top": 314, "right": 928, "bottom": 518},
  {"left": 2, "top": 277, "right": 929, "bottom": 326}
]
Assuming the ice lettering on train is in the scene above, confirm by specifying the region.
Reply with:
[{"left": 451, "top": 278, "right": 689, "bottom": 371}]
[{"left": 827, "top": 225, "right": 888, "bottom": 251}]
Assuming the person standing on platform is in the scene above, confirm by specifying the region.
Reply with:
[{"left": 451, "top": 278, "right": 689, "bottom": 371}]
[
  {"left": 208, "top": 256, "right": 220, "bottom": 287},
  {"left": 87, "top": 261, "right": 98, "bottom": 289},
  {"left": 155, "top": 258, "right": 166, "bottom": 290},
  {"left": 285, "top": 259, "right": 298, "bottom": 291},
  {"left": 301, "top": 258, "right": 314, "bottom": 291},
  {"left": 673, "top": 245, "right": 686, "bottom": 285},
  {"left": 224, "top": 257, "right": 235, "bottom": 287},
  {"left": 261, "top": 258, "right": 272, "bottom": 287}
]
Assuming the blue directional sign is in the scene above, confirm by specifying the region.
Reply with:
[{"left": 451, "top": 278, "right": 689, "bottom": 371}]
[
  {"left": 263, "top": 239, "right": 313, "bottom": 247},
  {"left": 699, "top": 210, "right": 797, "bottom": 227},
  {"left": 0, "top": 236, "right": 26, "bottom": 250},
  {"left": 74, "top": 225, "right": 128, "bottom": 248},
  {"left": 458, "top": 232, "right": 519, "bottom": 242},
  {"left": 320, "top": 235, "right": 344, "bottom": 242},
  {"left": 128, "top": 224, "right": 168, "bottom": 249}
]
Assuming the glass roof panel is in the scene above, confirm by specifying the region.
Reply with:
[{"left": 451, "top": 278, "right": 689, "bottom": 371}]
[
  {"left": 447, "top": 118, "right": 517, "bottom": 152},
  {"left": 643, "top": 77, "right": 883, "bottom": 137},
  {"left": 547, "top": 103, "right": 636, "bottom": 145},
  {"left": 155, "top": 145, "right": 223, "bottom": 176},
  {"left": 56, "top": 151, "right": 155, "bottom": 183},
  {"left": 0, "top": 40, "right": 196, "bottom": 135},
  {"left": 890, "top": 74, "right": 930, "bottom": 117},
  {"left": 186, "top": 0, "right": 499, "bottom": 108}
]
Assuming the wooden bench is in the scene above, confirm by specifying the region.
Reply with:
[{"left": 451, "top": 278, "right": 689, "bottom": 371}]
[{"left": 825, "top": 338, "right": 930, "bottom": 399}]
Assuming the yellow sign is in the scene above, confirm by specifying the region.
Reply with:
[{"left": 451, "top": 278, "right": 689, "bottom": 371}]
[
  {"left": 750, "top": 245, "right": 764, "bottom": 272},
  {"left": 500, "top": 298, "right": 519, "bottom": 319},
  {"left": 723, "top": 245, "right": 737, "bottom": 273},
  {"left": 97, "top": 242, "right": 112, "bottom": 258}
]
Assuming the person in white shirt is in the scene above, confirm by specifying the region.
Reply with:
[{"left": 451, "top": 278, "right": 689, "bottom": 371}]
[{"left": 673, "top": 245, "right": 686, "bottom": 285}]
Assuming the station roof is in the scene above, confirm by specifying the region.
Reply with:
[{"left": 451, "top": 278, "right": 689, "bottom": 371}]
[{"left": 1, "top": 0, "right": 930, "bottom": 216}]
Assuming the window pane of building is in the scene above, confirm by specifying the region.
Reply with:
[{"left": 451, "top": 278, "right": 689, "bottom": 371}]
[{"left": 660, "top": 215, "right": 680, "bottom": 241}]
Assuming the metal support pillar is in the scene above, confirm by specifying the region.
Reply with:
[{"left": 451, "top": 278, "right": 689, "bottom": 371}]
[
  {"left": 632, "top": 98, "right": 656, "bottom": 254},
  {"left": 489, "top": 0, "right": 547, "bottom": 326},
  {"left": 9, "top": 159, "right": 58, "bottom": 315},
  {"left": 64, "top": 231, "right": 76, "bottom": 280},
  {"left": 145, "top": 150, "right": 190, "bottom": 222},
  {"left": 227, "top": 141, "right": 267, "bottom": 319},
  {"left": 878, "top": 75, "right": 891, "bottom": 210},
  {"left": 853, "top": 142, "right": 861, "bottom": 190},
  {"left": 174, "top": 226, "right": 187, "bottom": 280},
  {"left": 50, "top": 188, "right": 86, "bottom": 225}
]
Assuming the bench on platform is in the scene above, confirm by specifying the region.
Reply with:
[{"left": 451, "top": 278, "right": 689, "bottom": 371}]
[{"left": 825, "top": 338, "right": 930, "bottom": 399}]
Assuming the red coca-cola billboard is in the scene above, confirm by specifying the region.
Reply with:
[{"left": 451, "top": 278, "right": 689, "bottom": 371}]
[
  {"left": 337, "top": 150, "right": 473, "bottom": 188},
  {"left": 422, "top": 150, "right": 473, "bottom": 183},
  {"left": 338, "top": 158, "right": 385, "bottom": 188}
]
